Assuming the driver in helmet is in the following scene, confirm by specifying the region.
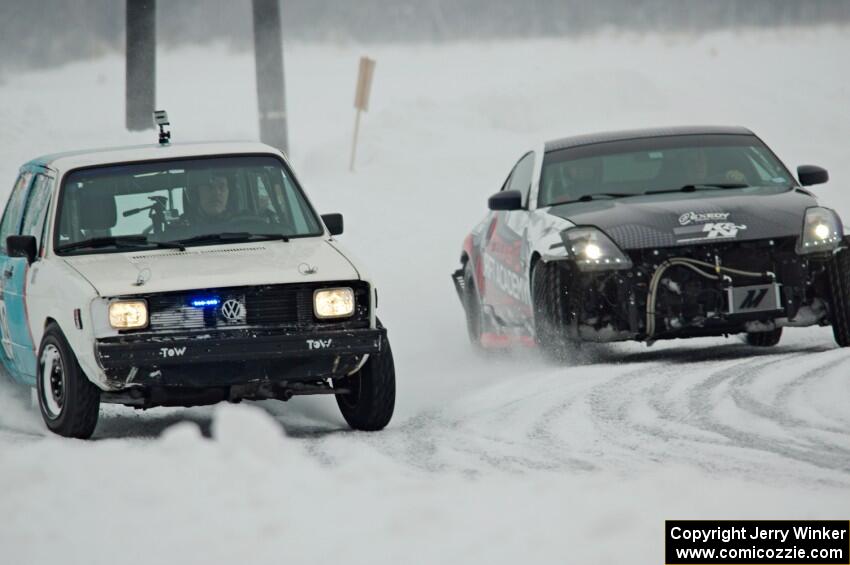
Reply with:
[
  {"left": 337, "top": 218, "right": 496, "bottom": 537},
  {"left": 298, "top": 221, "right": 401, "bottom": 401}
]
[
  {"left": 183, "top": 171, "right": 231, "bottom": 225},
  {"left": 681, "top": 148, "right": 747, "bottom": 185}
]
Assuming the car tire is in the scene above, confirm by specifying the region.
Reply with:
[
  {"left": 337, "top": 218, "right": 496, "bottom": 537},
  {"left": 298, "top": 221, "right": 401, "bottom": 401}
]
[
  {"left": 531, "top": 260, "right": 572, "bottom": 360},
  {"left": 336, "top": 321, "right": 395, "bottom": 431},
  {"left": 462, "top": 260, "right": 484, "bottom": 349},
  {"left": 36, "top": 323, "right": 100, "bottom": 439},
  {"left": 827, "top": 248, "right": 850, "bottom": 347},
  {"left": 745, "top": 328, "right": 782, "bottom": 347}
]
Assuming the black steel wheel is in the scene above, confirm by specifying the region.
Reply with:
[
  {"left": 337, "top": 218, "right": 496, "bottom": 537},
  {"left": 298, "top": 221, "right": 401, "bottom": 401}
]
[
  {"left": 36, "top": 323, "right": 100, "bottom": 439},
  {"left": 336, "top": 321, "right": 395, "bottom": 431}
]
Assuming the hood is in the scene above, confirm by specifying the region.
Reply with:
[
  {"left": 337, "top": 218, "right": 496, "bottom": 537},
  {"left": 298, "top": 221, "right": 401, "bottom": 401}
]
[
  {"left": 546, "top": 186, "right": 817, "bottom": 249},
  {"left": 63, "top": 238, "right": 359, "bottom": 297}
]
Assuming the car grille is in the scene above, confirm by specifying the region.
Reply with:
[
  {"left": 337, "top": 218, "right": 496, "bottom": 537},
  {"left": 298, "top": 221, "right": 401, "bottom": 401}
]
[
  {"left": 625, "top": 236, "right": 797, "bottom": 273},
  {"left": 137, "top": 281, "right": 370, "bottom": 333}
]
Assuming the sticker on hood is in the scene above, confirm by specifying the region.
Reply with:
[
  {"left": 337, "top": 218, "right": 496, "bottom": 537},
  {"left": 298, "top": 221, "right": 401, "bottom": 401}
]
[
  {"left": 678, "top": 211, "right": 731, "bottom": 225},
  {"left": 674, "top": 222, "right": 747, "bottom": 243}
]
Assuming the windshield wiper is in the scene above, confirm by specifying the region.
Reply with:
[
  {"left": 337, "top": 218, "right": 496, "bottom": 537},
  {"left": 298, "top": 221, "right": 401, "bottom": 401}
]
[
  {"left": 170, "top": 232, "right": 290, "bottom": 246},
  {"left": 57, "top": 235, "right": 186, "bottom": 253},
  {"left": 646, "top": 183, "right": 749, "bottom": 195},
  {"left": 556, "top": 192, "right": 635, "bottom": 204}
]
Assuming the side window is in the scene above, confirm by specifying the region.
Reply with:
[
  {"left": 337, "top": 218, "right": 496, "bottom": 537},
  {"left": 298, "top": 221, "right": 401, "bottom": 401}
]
[
  {"left": 506, "top": 152, "right": 535, "bottom": 204},
  {"left": 0, "top": 172, "right": 33, "bottom": 249},
  {"left": 21, "top": 174, "right": 53, "bottom": 248}
]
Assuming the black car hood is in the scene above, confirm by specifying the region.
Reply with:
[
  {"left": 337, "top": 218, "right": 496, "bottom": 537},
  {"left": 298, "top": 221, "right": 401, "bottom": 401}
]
[{"left": 546, "top": 186, "right": 817, "bottom": 250}]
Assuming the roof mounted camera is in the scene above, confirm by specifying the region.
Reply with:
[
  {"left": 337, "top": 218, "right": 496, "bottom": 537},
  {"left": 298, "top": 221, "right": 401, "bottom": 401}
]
[{"left": 153, "top": 110, "right": 171, "bottom": 145}]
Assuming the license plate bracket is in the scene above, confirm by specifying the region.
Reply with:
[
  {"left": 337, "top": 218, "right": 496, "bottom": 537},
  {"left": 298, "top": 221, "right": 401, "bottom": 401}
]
[{"left": 726, "top": 283, "right": 783, "bottom": 315}]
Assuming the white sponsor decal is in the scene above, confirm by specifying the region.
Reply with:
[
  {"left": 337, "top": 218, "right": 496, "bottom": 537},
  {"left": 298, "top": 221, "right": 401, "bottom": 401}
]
[
  {"left": 159, "top": 346, "right": 187, "bottom": 358},
  {"left": 483, "top": 253, "right": 531, "bottom": 305},
  {"left": 678, "top": 211, "right": 731, "bottom": 226},
  {"left": 676, "top": 222, "right": 748, "bottom": 242},
  {"left": 307, "top": 338, "right": 333, "bottom": 350}
]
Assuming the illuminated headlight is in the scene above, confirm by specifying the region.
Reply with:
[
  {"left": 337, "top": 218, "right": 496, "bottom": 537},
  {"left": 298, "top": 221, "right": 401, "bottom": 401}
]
[
  {"left": 108, "top": 300, "right": 148, "bottom": 329},
  {"left": 797, "top": 206, "right": 843, "bottom": 254},
  {"left": 583, "top": 243, "right": 602, "bottom": 260},
  {"left": 562, "top": 227, "right": 633, "bottom": 271},
  {"left": 314, "top": 288, "right": 355, "bottom": 319}
]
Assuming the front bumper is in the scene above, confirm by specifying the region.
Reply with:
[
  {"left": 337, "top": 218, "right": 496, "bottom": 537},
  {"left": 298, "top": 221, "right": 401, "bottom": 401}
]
[
  {"left": 97, "top": 327, "right": 383, "bottom": 368},
  {"left": 561, "top": 236, "right": 834, "bottom": 342},
  {"left": 95, "top": 327, "right": 384, "bottom": 388}
]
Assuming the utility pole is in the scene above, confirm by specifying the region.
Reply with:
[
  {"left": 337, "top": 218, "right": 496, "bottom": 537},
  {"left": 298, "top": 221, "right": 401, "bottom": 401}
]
[
  {"left": 125, "top": 0, "right": 156, "bottom": 131},
  {"left": 252, "top": 0, "right": 289, "bottom": 154}
]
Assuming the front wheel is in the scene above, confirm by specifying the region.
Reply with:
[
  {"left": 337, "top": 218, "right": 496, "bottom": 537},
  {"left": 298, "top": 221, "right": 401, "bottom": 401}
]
[
  {"left": 531, "top": 260, "right": 572, "bottom": 360},
  {"left": 36, "top": 324, "right": 100, "bottom": 439},
  {"left": 336, "top": 325, "right": 395, "bottom": 431},
  {"left": 827, "top": 248, "right": 850, "bottom": 347}
]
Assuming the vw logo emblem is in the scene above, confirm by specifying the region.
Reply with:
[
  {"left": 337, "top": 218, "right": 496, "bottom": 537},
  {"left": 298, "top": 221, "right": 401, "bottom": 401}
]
[{"left": 220, "top": 299, "right": 245, "bottom": 322}]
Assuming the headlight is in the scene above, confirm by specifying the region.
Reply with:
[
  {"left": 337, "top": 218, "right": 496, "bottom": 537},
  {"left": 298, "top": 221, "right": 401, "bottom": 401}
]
[
  {"left": 797, "top": 206, "right": 843, "bottom": 254},
  {"left": 561, "top": 227, "right": 633, "bottom": 271},
  {"left": 108, "top": 300, "right": 148, "bottom": 329},
  {"left": 314, "top": 287, "right": 355, "bottom": 319}
]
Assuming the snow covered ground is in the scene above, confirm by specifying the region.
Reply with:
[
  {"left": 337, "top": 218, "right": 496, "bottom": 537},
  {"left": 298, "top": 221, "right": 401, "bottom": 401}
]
[{"left": 1, "top": 27, "right": 849, "bottom": 564}]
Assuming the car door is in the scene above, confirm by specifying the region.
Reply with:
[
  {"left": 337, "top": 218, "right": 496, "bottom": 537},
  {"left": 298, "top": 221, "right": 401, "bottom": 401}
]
[
  {"left": 0, "top": 171, "right": 35, "bottom": 382},
  {"left": 481, "top": 151, "right": 535, "bottom": 324}
]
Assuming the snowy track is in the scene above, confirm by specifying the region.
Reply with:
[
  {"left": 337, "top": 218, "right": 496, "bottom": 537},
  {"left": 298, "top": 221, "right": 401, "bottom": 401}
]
[
  {"left": 250, "top": 330, "right": 850, "bottom": 485},
  {"left": 6, "top": 329, "right": 846, "bottom": 485},
  {"left": 2, "top": 28, "right": 849, "bottom": 564}
]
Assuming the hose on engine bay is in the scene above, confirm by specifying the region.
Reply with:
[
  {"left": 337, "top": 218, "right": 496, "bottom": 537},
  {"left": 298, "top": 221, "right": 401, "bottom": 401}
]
[{"left": 645, "top": 257, "right": 773, "bottom": 340}]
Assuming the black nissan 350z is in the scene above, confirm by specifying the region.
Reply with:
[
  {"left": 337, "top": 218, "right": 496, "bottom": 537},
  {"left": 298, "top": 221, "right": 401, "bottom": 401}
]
[{"left": 452, "top": 126, "right": 850, "bottom": 356}]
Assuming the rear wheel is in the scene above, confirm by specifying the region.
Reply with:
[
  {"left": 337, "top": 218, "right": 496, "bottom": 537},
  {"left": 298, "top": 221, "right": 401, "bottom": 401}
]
[
  {"left": 531, "top": 260, "right": 572, "bottom": 360},
  {"left": 336, "top": 323, "right": 395, "bottom": 431},
  {"left": 462, "top": 261, "right": 484, "bottom": 349},
  {"left": 827, "top": 248, "right": 850, "bottom": 347},
  {"left": 36, "top": 324, "right": 100, "bottom": 439},
  {"left": 745, "top": 327, "right": 782, "bottom": 347}
]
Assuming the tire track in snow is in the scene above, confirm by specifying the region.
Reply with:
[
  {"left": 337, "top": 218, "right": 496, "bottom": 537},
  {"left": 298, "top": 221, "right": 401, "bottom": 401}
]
[
  {"left": 687, "top": 348, "right": 850, "bottom": 478},
  {"left": 348, "top": 338, "right": 850, "bottom": 484}
]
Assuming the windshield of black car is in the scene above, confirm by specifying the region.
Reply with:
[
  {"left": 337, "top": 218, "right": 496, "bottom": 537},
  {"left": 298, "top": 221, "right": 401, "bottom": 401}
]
[
  {"left": 538, "top": 134, "right": 795, "bottom": 207},
  {"left": 55, "top": 155, "right": 323, "bottom": 254}
]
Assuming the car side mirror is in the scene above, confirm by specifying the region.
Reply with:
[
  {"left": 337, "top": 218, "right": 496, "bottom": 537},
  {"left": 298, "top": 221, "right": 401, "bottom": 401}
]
[
  {"left": 7, "top": 235, "right": 38, "bottom": 264},
  {"left": 322, "top": 213, "right": 344, "bottom": 236},
  {"left": 488, "top": 190, "right": 523, "bottom": 211},
  {"left": 798, "top": 165, "right": 829, "bottom": 187}
]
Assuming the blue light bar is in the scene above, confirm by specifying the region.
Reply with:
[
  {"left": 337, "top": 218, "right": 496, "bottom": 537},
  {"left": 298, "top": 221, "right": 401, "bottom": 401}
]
[{"left": 190, "top": 297, "right": 221, "bottom": 308}]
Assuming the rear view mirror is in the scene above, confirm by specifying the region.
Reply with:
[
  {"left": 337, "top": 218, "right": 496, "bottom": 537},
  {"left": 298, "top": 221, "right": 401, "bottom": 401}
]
[
  {"left": 488, "top": 190, "right": 523, "bottom": 211},
  {"left": 798, "top": 165, "right": 829, "bottom": 187},
  {"left": 322, "top": 213, "right": 344, "bottom": 236},
  {"left": 7, "top": 235, "right": 38, "bottom": 264}
]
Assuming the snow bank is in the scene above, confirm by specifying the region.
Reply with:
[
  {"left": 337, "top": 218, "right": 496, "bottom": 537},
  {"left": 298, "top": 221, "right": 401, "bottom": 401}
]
[{"left": 2, "top": 403, "right": 847, "bottom": 565}]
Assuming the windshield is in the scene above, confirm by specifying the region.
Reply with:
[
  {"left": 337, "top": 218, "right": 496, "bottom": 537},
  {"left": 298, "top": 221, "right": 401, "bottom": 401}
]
[
  {"left": 538, "top": 134, "right": 795, "bottom": 207},
  {"left": 55, "top": 155, "right": 323, "bottom": 254}
]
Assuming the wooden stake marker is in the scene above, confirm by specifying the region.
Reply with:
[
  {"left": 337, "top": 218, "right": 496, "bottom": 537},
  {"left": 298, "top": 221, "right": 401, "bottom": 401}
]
[{"left": 350, "top": 56, "right": 376, "bottom": 172}]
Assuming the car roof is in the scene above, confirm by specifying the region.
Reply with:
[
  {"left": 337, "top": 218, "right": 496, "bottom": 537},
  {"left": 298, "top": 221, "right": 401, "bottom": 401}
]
[
  {"left": 544, "top": 125, "right": 755, "bottom": 153},
  {"left": 24, "top": 141, "right": 284, "bottom": 172}
]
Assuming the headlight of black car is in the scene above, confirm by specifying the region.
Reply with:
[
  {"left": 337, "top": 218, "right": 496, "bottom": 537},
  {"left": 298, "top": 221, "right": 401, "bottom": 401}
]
[
  {"left": 796, "top": 206, "right": 843, "bottom": 254},
  {"left": 561, "top": 227, "right": 633, "bottom": 272}
]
